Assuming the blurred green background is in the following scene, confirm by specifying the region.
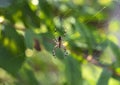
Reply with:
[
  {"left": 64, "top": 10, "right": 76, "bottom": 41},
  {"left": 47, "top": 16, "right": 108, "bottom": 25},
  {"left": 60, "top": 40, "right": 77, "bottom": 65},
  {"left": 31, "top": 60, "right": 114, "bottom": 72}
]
[{"left": 0, "top": 0, "right": 120, "bottom": 85}]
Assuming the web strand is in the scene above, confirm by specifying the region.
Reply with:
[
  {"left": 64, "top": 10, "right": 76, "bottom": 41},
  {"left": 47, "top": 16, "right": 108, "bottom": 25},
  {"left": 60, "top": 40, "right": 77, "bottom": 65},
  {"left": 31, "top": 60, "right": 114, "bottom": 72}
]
[{"left": 84, "top": 6, "right": 107, "bottom": 25}]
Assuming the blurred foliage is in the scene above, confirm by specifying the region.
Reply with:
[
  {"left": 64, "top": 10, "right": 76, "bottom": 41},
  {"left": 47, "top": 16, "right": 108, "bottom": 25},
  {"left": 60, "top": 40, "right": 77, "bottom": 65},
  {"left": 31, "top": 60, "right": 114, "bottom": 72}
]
[{"left": 0, "top": 0, "right": 120, "bottom": 85}]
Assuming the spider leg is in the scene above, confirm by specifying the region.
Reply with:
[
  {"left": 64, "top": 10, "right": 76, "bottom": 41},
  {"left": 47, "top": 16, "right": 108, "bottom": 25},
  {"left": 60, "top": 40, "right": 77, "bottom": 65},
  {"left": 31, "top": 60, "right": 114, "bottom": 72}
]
[
  {"left": 53, "top": 38, "right": 58, "bottom": 43},
  {"left": 52, "top": 45, "right": 58, "bottom": 57},
  {"left": 61, "top": 44, "right": 68, "bottom": 57}
]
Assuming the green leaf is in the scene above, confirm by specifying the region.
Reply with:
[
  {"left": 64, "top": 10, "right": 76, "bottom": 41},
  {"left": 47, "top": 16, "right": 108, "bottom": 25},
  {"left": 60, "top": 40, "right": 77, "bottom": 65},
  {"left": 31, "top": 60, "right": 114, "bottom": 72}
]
[
  {"left": 41, "top": 32, "right": 54, "bottom": 54},
  {"left": 0, "top": 24, "right": 25, "bottom": 75},
  {"left": 25, "top": 29, "right": 42, "bottom": 50},
  {"left": 24, "top": 29, "right": 35, "bottom": 49},
  {"left": 64, "top": 56, "right": 82, "bottom": 85},
  {"left": 97, "top": 68, "right": 112, "bottom": 85},
  {"left": 75, "top": 22, "right": 96, "bottom": 51},
  {"left": 39, "top": 0, "right": 53, "bottom": 16},
  {"left": 21, "top": 2, "right": 40, "bottom": 28},
  {"left": 109, "top": 41, "right": 120, "bottom": 67},
  {"left": 16, "top": 63, "right": 39, "bottom": 85}
]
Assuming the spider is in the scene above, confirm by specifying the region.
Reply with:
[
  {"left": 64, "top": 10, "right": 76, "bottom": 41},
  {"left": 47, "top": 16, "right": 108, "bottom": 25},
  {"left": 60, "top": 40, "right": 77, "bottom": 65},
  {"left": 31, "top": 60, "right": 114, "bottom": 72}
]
[{"left": 52, "top": 33, "right": 68, "bottom": 57}]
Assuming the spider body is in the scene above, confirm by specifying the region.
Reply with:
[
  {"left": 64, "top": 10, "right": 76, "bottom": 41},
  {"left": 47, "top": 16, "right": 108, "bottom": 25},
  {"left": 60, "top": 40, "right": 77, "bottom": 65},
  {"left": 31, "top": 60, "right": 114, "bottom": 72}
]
[
  {"left": 58, "top": 36, "right": 62, "bottom": 48},
  {"left": 52, "top": 35, "right": 68, "bottom": 57}
]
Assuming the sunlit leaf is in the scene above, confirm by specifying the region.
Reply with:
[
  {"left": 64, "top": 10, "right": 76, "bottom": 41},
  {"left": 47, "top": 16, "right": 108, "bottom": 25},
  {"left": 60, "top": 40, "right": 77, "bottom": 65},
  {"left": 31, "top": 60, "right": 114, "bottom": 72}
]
[
  {"left": 97, "top": 68, "right": 112, "bottom": 85},
  {"left": 0, "top": 23, "right": 25, "bottom": 75},
  {"left": 109, "top": 41, "right": 120, "bottom": 67}
]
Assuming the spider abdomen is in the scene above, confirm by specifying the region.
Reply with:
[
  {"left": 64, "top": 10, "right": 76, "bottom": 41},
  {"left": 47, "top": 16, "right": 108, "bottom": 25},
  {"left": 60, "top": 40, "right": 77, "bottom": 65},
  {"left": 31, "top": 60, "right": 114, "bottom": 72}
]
[{"left": 58, "top": 36, "right": 62, "bottom": 48}]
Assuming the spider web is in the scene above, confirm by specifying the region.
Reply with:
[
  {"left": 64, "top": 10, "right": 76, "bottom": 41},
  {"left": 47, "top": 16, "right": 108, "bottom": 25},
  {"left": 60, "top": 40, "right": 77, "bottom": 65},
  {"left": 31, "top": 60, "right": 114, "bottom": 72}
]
[
  {"left": 51, "top": 0, "right": 120, "bottom": 61},
  {"left": 16, "top": 0, "right": 119, "bottom": 58}
]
